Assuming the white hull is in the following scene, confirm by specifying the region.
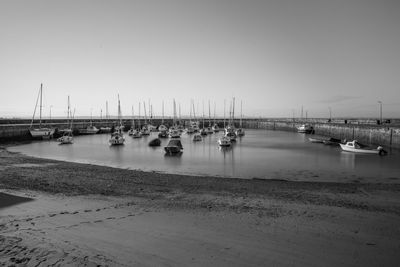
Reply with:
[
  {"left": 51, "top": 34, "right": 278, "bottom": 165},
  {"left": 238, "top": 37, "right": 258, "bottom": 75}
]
[
  {"left": 109, "top": 134, "right": 125, "bottom": 145},
  {"left": 30, "top": 128, "right": 55, "bottom": 138},
  {"left": 80, "top": 126, "right": 99, "bottom": 134},
  {"left": 340, "top": 144, "right": 380, "bottom": 154},
  {"left": 218, "top": 137, "right": 231, "bottom": 147}
]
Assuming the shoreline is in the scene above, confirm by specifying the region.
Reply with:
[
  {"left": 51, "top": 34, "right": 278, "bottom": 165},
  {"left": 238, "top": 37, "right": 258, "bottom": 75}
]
[{"left": 1, "top": 147, "right": 400, "bottom": 266}]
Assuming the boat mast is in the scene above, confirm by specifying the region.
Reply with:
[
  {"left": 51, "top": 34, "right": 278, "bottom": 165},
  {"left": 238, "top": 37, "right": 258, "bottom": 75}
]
[
  {"left": 192, "top": 100, "right": 196, "bottom": 122},
  {"left": 30, "top": 85, "right": 41, "bottom": 128},
  {"left": 106, "top": 101, "right": 109, "bottom": 120},
  {"left": 138, "top": 102, "right": 141, "bottom": 129},
  {"left": 208, "top": 100, "right": 211, "bottom": 127},
  {"left": 67, "top": 95, "right": 70, "bottom": 127},
  {"left": 223, "top": 99, "right": 226, "bottom": 129},
  {"left": 213, "top": 102, "right": 216, "bottom": 125},
  {"left": 232, "top": 97, "right": 235, "bottom": 128},
  {"left": 202, "top": 100, "right": 205, "bottom": 129},
  {"left": 39, "top": 83, "right": 43, "bottom": 128},
  {"left": 240, "top": 100, "right": 243, "bottom": 128},
  {"left": 118, "top": 94, "right": 122, "bottom": 127},
  {"left": 143, "top": 101, "right": 147, "bottom": 125},
  {"left": 189, "top": 100, "right": 192, "bottom": 124},
  {"left": 173, "top": 99, "right": 176, "bottom": 126},
  {"left": 133, "top": 105, "right": 136, "bottom": 129},
  {"left": 162, "top": 100, "right": 165, "bottom": 125}
]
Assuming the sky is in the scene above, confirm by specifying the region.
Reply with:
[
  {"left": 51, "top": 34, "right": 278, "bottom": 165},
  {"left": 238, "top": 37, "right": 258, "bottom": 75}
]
[{"left": 0, "top": 0, "right": 399, "bottom": 119}]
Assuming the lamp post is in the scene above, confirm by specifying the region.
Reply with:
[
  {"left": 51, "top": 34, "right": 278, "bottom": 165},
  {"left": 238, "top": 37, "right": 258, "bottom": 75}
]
[
  {"left": 378, "top": 101, "right": 382, "bottom": 124},
  {"left": 49, "top": 105, "right": 53, "bottom": 120}
]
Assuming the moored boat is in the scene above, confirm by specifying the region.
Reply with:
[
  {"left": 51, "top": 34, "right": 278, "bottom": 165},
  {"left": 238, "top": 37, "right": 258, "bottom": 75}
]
[
  {"left": 149, "top": 138, "right": 161, "bottom": 147},
  {"left": 109, "top": 95, "right": 125, "bottom": 146},
  {"left": 339, "top": 140, "right": 386, "bottom": 155},
  {"left": 297, "top": 124, "right": 314, "bottom": 134},
  {"left": 164, "top": 139, "right": 183, "bottom": 154},
  {"left": 29, "top": 84, "right": 55, "bottom": 139},
  {"left": 218, "top": 136, "right": 231, "bottom": 147}
]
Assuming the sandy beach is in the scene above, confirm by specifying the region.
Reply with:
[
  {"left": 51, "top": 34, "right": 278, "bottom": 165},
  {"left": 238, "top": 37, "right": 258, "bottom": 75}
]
[{"left": 1, "top": 148, "right": 400, "bottom": 266}]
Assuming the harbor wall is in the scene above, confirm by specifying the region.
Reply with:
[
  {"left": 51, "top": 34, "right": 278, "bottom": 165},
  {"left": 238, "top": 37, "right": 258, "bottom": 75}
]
[
  {"left": 1, "top": 119, "right": 400, "bottom": 149},
  {"left": 243, "top": 120, "right": 400, "bottom": 149}
]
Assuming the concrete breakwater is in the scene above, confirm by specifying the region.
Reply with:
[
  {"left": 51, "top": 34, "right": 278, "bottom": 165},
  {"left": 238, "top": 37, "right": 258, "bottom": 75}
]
[
  {"left": 246, "top": 120, "right": 400, "bottom": 149},
  {"left": 1, "top": 118, "right": 399, "bottom": 149}
]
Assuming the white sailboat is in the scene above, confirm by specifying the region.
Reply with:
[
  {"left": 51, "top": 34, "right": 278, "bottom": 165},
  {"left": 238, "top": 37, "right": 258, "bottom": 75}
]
[
  {"left": 58, "top": 108, "right": 74, "bottom": 144},
  {"left": 29, "top": 83, "right": 55, "bottom": 139},
  {"left": 212, "top": 102, "right": 220, "bottom": 133},
  {"left": 235, "top": 100, "right": 245, "bottom": 137},
  {"left": 109, "top": 95, "right": 125, "bottom": 145},
  {"left": 218, "top": 100, "right": 231, "bottom": 147},
  {"left": 60, "top": 95, "right": 72, "bottom": 134},
  {"left": 132, "top": 102, "right": 143, "bottom": 138},
  {"left": 225, "top": 98, "right": 237, "bottom": 142},
  {"left": 158, "top": 101, "right": 168, "bottom": 132},
  {"left": 206, "top": 100, "right": 214, "bottom": 134},
  {"left": 141, "top": 101, "right": 150, "bottom": 135}
]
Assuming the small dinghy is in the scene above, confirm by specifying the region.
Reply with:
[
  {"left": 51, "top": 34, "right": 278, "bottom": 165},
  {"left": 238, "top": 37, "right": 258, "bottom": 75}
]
[
  {"left": 164, "top": 139, "right": 183, "bottom": 154},
  {"left": 323, "top": 137, "right": 342, "bottom": 146},
  {"left": 308, "top": 137, "right": 325, "bottom": 143},
  {"left": 340, "top": 140, "right": 386, "bottom": 155},
  {"left": 149, "top": 138, "right": 161, "bottom": 147}
]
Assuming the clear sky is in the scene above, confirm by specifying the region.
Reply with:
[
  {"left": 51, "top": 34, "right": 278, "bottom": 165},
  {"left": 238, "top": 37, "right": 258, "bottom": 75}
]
[{"left": 1, "top": 0, "right": 399, "bottom": 119}]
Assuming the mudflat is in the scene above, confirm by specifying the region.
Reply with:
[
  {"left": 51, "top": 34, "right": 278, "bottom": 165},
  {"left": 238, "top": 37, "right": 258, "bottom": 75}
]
[{"left": 1, "top": 148, "right": 399, "bottom": 266}]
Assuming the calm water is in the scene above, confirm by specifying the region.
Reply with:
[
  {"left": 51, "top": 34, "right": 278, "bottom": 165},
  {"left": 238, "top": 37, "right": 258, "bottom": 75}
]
[{"left": 8, "top": 130, "right": 400, "bottom": 183}]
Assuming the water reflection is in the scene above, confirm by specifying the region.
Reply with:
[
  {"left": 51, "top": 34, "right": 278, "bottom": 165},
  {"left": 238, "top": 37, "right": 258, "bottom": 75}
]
[
  {"left": 340, "top": 151, "right": 356, "bottom": 170},
  {"left": 8, "top": 130, "right": 400, "bottom": 182}
]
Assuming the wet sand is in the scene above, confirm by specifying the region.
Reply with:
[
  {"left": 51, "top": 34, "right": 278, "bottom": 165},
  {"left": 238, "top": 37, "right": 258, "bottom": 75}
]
[{"left": 1, "top": 148, "right": 400, "bottom": 266}]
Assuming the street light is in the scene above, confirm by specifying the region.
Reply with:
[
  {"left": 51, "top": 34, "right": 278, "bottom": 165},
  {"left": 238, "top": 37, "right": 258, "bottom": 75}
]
[
  {"left": 49, "top": 105, "right": 53, "bottom": 120},
  {"left": 378, "top": 101, "right": 382, "bottom": 124}
]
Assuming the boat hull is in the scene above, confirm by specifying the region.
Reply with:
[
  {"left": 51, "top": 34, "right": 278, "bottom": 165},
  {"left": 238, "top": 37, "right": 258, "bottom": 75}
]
[
  {"left": 339, "top": 144, "right": 380, "bottom": 154},
  {"left": 30, "top": 128, "right": 55, "bottom": 138}
]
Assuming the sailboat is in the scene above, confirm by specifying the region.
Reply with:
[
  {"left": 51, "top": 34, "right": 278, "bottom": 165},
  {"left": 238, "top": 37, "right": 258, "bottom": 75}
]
[
  {"left": 132, "top": 102, "right": 142, "bottom": 138},
  {"left": 206, "top": 100, "right": 214, "bottom": 134},
  {"left": 29, "top": 84, "right": 55, "bottom": 139},
  {"left": 128, "top": 106, "right": 135, "bottom": 136},
  {"left": 109, "top": 95, "right": 125, "bottom": 145},
  {"left": 218, "top": 99, "right": 231, "bottom": 147},
  {"left": 140, "top": 101, "right": 150, "bottom": 136},
  {"left": 60, "top": 96, "right": 72, "bottom": 134},
  {"left": 169, "top": 99, "right": 181, "bottom": 138},
  {"left": 58, "top": 108, "right": 74, "bottom": 144},
  {"left": 235, "top": 100, "right": 245, "bottom": 137},
  {"left": 224, "top": 98, "right": 237, "bottom": 142},
  {"left": 158, "top": 101, "right": 168, "bottom": 133},
  {"left": 186, "top": 100, "right": 195, "bottom": 134},
  {"left": 200, "top": 101, "right": 207, "bottom": 136},
  {"left": 212, "top": 102, "right": 220, "bottom": 132}
]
